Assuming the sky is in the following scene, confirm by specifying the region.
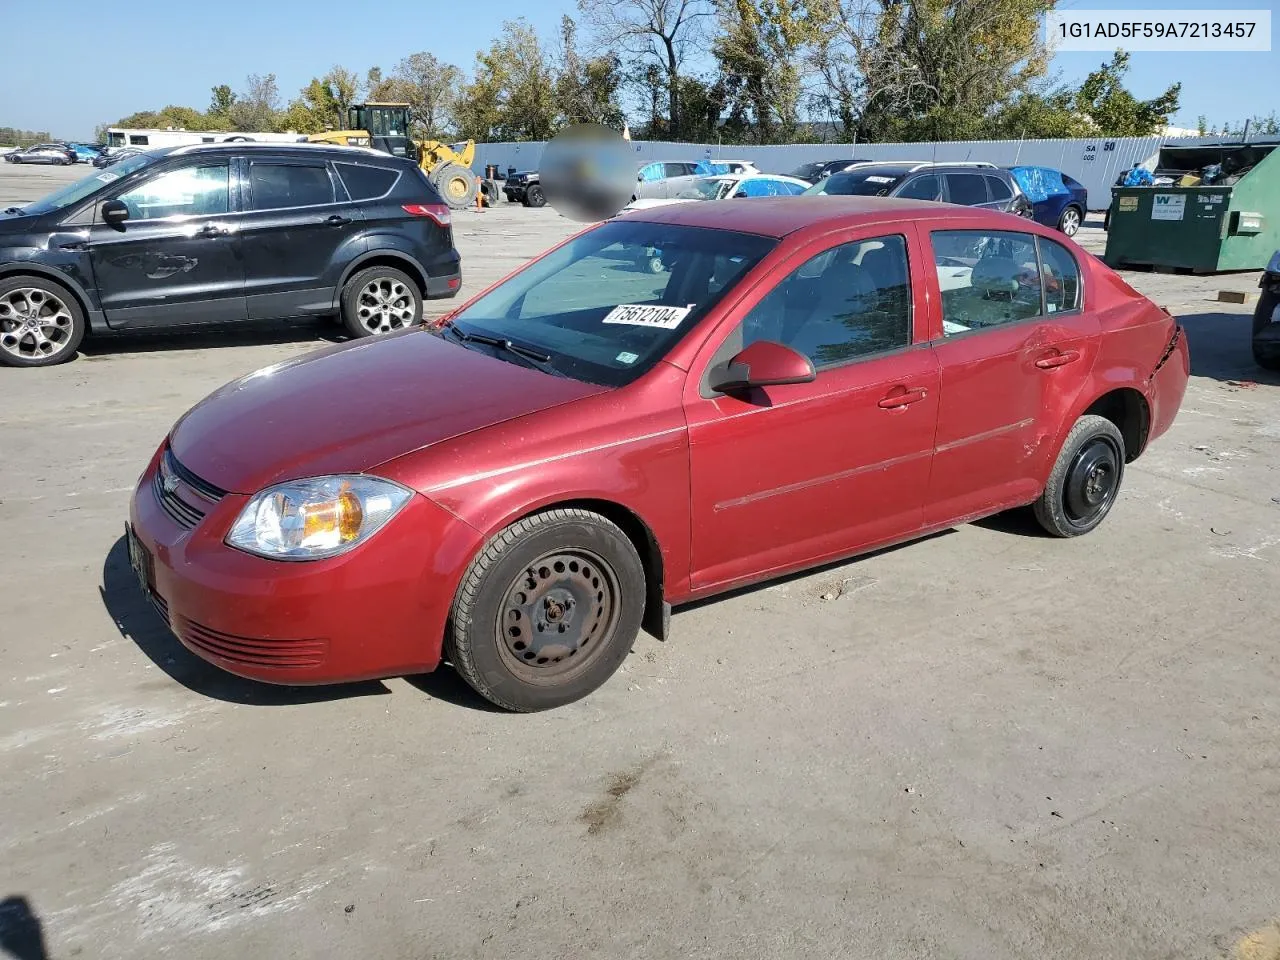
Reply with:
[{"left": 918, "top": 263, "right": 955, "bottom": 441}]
[{"left": 1, "top": 0, "right": 1276, "bottom": 140}]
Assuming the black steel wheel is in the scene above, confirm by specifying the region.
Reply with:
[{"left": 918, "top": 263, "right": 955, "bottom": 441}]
[
  {"left": 446, "top": 508, "right": 645, "bottom": 712},
  {"left": 1033, "top": 415, "right": 1126, "bottom": 537}
]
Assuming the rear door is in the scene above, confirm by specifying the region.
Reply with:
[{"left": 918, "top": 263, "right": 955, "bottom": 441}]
[
  {"left": 237, "top": 156, "right": 367, "bottom": 320},
  {"left": 88, "top": 157, "right": 247, "bottom": 328},
  {"left": 922, "top": 226, "right": 1099, "bottom": 523}
]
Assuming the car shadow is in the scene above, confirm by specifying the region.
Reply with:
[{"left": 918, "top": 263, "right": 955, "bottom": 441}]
[
  {"left": 1177, "top": 309, "right": 1280, "bottom": 386},
  {"left": 78, "top": 319, "right": 348, "bottom": 360},
  {"left": 675, "top": 529, "right": 955, "bottom": 613},
  {"left": 402, "top": 667, "right": 508, "bottom": 713},
  {"left": 0, "top": 895, "right": 47, "bottom": 960},
  {"left": 100, "top": 535, "right": 390, "bottom": 706}
]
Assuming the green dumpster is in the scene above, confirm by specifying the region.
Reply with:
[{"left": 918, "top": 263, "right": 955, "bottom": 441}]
[{"left": 1104, "top": 141, "right": 1280, "bottom": 272}]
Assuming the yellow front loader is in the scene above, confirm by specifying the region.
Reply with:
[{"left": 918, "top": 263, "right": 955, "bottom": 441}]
[{"left": 308, "top": 103, "right": 484, "bottom": 209}]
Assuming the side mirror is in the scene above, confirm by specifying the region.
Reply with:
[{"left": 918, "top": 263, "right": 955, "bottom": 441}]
[
  {"left": 637, "top": 172, "right": 645, "bottom": 182},
  {"left": 709, "top": 340, "right": 816, "bottom": 393},
  {"left": 101, "top": 199, "right": 129, "bottom": 227}
]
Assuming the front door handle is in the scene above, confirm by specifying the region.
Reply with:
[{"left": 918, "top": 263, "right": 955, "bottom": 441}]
[
  {"left": 878, "top": 386, "right": 929, "bottom": 409},
  {"left": 325, "top": 214, "right": 352, "bottom": 225},
  {"left": 1035, "top": 349, "right": 1081, "bottom": 369},
  {"left": 59, "top": 240, "right": 87, "bottom": 251},
  {"left": 195, "top": 224, "right": 225, "bottom": 238}
]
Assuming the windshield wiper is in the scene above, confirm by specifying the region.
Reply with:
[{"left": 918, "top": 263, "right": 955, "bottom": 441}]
[
  {"left": 440, "top": 324, "right": 562, "bottom": 374},
  {"left": 2, "top": 207, "right": 23, "bottom": 215}
]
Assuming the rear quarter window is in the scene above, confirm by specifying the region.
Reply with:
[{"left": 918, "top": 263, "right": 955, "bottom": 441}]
[{"left": 334, "top": 162, "right": 400, "bottom": 200}]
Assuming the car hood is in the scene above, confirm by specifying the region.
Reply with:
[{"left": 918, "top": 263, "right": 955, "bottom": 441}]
[{"left": 168, "top": 330, "right": 609, "bottom": 495}]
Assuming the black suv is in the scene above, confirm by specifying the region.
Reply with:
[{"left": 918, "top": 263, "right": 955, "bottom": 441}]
[
  {"left": 0, "top": 143, "right": 462, "bottom": 367},
  {"left": 502, "top": 170, "right": 545, "bottom": 207},
  {"left": 804, "top": 161, "right": 1034, "bottom": 217}
]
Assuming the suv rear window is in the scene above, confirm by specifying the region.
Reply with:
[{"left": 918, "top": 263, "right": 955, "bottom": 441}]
[{"left": 334, "top": 162, "right": 400, "bottom": 200}]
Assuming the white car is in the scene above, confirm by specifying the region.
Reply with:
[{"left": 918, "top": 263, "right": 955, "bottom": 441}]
[{"left": 620, "top": 173, "right": 812, "bottom": 213}]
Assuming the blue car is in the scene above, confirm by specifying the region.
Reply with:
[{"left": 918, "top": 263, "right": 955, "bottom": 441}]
[
  {"left": 67, "top": 143, "right": 102, "bottom": 163},
  {"left": 1005, "top": 166, "right": 1089, "bottom": 237}
]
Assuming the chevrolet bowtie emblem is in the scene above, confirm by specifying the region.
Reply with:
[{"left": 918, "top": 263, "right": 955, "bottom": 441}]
[{"left": 162, "top": 474, "right": 179, "bottom": 495}]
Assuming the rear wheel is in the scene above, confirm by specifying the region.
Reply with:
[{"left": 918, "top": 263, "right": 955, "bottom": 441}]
[
  {"left": 430, "top": 162, "right": 479, "bottom": 210},
  {"left": 339, "top": 266, "right": 423, "bottom": 338},
  {"left": 0, "top": 276, "right": 85, "bottom": 367},
  {"left": 1058, "top": 205, "right": 1083, "bottom": 236},
  {"left": 445, "top": 508, "right": 645, "bottom": 712},
  {"left": 1033, "top": 415, "right": 1125, "bottom": 537}
]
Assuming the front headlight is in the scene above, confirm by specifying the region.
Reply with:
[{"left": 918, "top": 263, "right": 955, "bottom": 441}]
[{"left": 226, "top": 475, "right": 413, "bottom": 560}]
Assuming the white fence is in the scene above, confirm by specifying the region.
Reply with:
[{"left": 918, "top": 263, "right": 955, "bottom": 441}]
[{"left": 475, "top": 135, "right": 1231, "bottom": 211}]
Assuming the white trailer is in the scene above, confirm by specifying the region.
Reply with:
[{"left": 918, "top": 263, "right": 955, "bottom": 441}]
[{"left": 105, "top": 128, "right": 307, "bottom": 152}]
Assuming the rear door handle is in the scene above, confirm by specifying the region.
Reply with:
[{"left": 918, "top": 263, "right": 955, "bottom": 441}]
[
  {"left": 325, "top": 215, "right": 352, "bottom": 225},
  {"left": 1035, "top": 349, "right": 1081, "bottom": 369},
  {"left": 878, "top": 386, "right": 929, "bottom": 409}
]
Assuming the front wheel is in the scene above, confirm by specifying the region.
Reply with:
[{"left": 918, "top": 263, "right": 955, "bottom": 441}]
[
  {"left": 0, "top": 276, "right": 86, "bottom": 367},
  {"left": 445, "top": 508, "right": 646, "bottom": 712},
  {"left": 1058, "top": 205, "right": 1083, "bottom": 236},
  {"left": 525, "top": 184, "right": 545, "bottom": 208},
  {"left": 339, "top": 265, "right": 423, "bottom": 338},
  {"left": 1033, "top": 415, "right": 1125, "bottom": 537},
  {"left": 1253, "top": 288, "right": 1280, "bottom": 371}
]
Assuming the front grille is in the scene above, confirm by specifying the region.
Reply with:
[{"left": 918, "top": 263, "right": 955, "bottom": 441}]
[
  {"left": 152, "top": 448, "right": 225, "bottom": 530},
  {"left": 176, "top": 617, "right": 327, "bottom": 669}
]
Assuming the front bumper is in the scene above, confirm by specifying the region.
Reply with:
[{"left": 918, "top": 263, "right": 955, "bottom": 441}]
[
  {"left": 503, "top": 183, "right": 529, "bottom": 201},
  {"left": 127, "top": 444, "right": 484, "bottom": 685}
]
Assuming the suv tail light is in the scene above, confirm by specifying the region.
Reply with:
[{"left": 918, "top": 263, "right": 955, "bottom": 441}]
[{"left": 403, "top": 203, "right": 451, "bottom": 227}]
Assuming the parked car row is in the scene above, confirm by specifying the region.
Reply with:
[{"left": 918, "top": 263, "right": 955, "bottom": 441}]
[{"left": 4, "top": 141, "right": 105, "bottom": 165}]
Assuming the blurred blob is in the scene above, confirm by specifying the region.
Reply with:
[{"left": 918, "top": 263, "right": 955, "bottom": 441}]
[{"left": 540, "top": 124, "right": 634, "bottom": 222}]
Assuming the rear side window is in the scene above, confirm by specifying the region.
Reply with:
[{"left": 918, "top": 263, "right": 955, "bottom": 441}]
[
  {"left": 334, "top": 162, "right": 400, "bottom": 200},
  {"left": 248, "top": 163, "right": 336, "bottom": 210},
  {"left": 663, "top": 163, "right": 689, "bottom": 178},
  {"left": 1038, "top": 237, "right": 1082, "bottom": 314},
  {"left": 932, "top": 230, "right": 1041, "bottom": 335},
  {"left": 985, "top": 175, "right": 1013, "bottom": 201},
  {"left": 946, "top": 174, "right": 988, "bottom": 206}
]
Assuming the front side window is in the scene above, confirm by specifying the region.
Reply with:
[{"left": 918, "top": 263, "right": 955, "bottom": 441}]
[
  {"left": 931, "top": 230, "right": 1042, "bottom": 335},
  {"left": 248, "top": 163, "right": 336, "bottom": 210},
  {"left": 443, "top": 220, "right": 777, "bottom": 387},
  {"left": 737, "top": 235, "right": 913, "bottom": 369},
  {"left": 115, "top": 163, "right": 229, "bottom": 220},
  {"left": 896, "top": 175, "right": 942, "bottom": 201}
]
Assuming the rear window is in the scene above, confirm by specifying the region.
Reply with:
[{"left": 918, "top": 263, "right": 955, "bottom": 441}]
[{"left": 335, "top": 162, "right": 400, "bottom": 200}]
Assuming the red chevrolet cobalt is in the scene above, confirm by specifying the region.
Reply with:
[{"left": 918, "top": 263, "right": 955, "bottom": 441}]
[{"left": 127, "top": 198, "right": 1189, "bottom": 711}]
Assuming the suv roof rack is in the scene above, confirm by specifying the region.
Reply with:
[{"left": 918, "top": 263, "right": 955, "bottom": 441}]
[{"left": 905, "top": 161, "right": 998, "bottom": 172}]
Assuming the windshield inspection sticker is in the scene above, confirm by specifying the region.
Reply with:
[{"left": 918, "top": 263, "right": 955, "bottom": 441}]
[
  {"left": 95, "top": 172, "right": 119, "bottom": 182},
  {"left": 602, "top": 303, "right": 693, "bottom": 329},
  {"left": 615, "top": 351, "right": 640, "bottom": 365}
]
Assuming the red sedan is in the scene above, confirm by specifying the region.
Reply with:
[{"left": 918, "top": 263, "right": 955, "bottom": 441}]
[{"left": 127, "top": 197, "right": 1189, "bottom": 712}]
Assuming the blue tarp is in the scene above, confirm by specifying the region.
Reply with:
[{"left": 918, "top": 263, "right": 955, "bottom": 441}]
[{"left": 1009, "top": 165, "right": 1071, "bottom": 203}]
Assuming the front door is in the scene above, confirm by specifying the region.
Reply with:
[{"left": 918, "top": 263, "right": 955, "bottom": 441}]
[
  {"left": 923, "top": 227, "right": 1098, "bottom": 523},
  {"left": 89, "top": 158, "right": 246, "bottom": 328},
  {"left": 684, "top": 228, "right": 940, "bottom": 591},
  {"left": 237, "top": 158, "right": 366, "bottom": 320}
]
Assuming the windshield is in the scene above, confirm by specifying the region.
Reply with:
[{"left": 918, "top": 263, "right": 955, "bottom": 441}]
[
  {"left": 675, "top": 177, "right": 735, "bottom": 200},
  {"left": 791, "top": 162, "right": 824, "bottom": 179},
  {"left": 23, "top": 153, "right": 156, "bottom": 216},
  {"left": 804, "top": 170, "right": 905, "bottom": 197},
  {"left": 442, "top": 220, "right": 777, "bottom": 387}
]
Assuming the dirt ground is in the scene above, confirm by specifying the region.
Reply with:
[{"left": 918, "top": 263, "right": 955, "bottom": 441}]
[{"left": 2, "top": 162, "right": 1279, "bottom": 960}]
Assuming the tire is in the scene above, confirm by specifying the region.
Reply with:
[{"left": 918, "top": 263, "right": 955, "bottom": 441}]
[
  {"left": 338, "top": 265, "right": 423, "bottom": 338},
  {"left": 1058, "top": 205, "right": 1083, "bottom": 236},
  {"left": 0, "top": 275, "right": 86, "bottom": 367},
  {"left": 430, "top": 162, "right": 479, "bottom": 210},
  {"left": 445, "top": 508, "right": 646, "bottom": 712},
  {"left": 1253, "top": 288, "right": 1280, "bottom": 371},
  {"left": 525, "top": 184, "right": 545, "bottom": 208},
  {"left": 1032, "top": 415, "right": 1126, "bottom": 538}
]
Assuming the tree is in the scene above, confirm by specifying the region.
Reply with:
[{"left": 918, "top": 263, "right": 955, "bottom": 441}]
[
  {"left": 229, "top": 73, "right": 282, "bottom": 131},
  {"left": 1071, "top": 51, "right": 1180, "bottom": 136},
  {"left": 293, "top": 65, "right": 363, "bottom": 131},
  {"left": 457, "top": 20, "right": 558, "bottom": 141},
  {"left": 577, "top": 0, "right": 715, "bottom": 138},
  {"left": 208, "top": 84, "right": 238, "bottom": 127},
  {"left": 555, "top": 16, "right": 625, "bottom": 127},
  {"left": 388, "top": 52, "right": 464, "bottom": 138}
]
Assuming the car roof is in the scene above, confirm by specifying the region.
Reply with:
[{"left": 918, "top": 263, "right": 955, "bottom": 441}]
[
  {"left": 621, "top": 195, "right": 1003, "bottom": 238},
  {"left": 155, "top": 142, "right": 398, "bottom": 162}
]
